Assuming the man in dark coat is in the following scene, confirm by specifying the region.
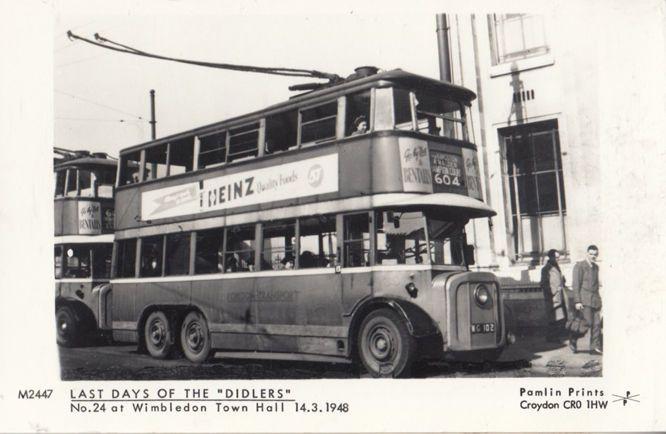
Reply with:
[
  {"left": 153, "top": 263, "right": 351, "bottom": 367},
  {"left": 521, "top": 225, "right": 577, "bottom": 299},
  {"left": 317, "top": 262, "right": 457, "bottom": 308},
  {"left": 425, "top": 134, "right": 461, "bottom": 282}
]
[
  {"left": 571, "top": 245, "right": 602, "bottom": 354},
  {"left": 541, "top": 249, "right": 566, "bottom": 342}
]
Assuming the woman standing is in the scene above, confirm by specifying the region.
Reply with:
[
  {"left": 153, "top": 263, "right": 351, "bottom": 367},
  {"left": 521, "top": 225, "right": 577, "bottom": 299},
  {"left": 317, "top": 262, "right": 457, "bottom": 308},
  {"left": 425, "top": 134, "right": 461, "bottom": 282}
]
[{"left": 541, "top": 249, "right": 567, "bottom": 342}]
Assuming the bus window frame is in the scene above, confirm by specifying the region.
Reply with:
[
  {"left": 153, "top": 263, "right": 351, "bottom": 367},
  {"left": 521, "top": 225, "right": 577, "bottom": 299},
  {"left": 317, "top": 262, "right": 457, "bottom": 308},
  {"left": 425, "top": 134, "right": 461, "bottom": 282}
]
[
  {"left": 297, "top": 99, "right": 339, "bottom": 147},
  {"left": 227, "top": 121, "right": 261, "bottom": 163},
  {"left": 341, "top": 211, "right": 373, "bottom": 268}
]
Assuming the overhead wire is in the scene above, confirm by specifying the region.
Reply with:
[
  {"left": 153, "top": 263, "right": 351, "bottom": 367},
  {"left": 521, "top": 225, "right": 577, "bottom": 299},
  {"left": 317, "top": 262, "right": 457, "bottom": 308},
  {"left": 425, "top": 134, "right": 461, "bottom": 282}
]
[
  {"left": 66, "top": 31, "right": 342, "bottom": 82},
  {"left": 55, "top": 89, "right": 145, "bottom": 120}
]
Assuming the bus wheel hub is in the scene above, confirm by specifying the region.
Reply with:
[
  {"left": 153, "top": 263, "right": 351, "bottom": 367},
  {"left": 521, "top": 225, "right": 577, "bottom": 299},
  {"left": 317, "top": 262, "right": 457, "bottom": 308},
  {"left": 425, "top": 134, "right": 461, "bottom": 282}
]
[{"left": 370, "top": 328, "right": 392, "bottom": 359}]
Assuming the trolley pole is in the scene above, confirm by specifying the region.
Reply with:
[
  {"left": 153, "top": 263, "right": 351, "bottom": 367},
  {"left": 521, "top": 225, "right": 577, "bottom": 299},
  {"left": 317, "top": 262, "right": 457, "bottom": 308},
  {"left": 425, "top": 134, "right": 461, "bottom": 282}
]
[
  {"left": 149, "top": 89, "right": 157, "bottom": 140},
  {"left": 436, "top": 14, "right": 452, "bottom": 83}
]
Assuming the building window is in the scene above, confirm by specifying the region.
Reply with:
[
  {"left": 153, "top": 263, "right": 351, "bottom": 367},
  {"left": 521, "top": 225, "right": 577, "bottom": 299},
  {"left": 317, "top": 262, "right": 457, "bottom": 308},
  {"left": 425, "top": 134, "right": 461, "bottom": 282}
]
[
  {"left": 489, "top": 14, "right": 549, "bottom": 65},
  {"left": 500, "top": 120, "right": 566, "bottom": 261}
]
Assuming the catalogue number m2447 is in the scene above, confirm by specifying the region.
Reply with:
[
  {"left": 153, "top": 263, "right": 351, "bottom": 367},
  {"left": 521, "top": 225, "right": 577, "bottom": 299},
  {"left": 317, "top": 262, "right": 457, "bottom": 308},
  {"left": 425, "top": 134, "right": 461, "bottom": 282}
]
[{"left": 17, "top": 389, "right": 54, "bottom": 399}]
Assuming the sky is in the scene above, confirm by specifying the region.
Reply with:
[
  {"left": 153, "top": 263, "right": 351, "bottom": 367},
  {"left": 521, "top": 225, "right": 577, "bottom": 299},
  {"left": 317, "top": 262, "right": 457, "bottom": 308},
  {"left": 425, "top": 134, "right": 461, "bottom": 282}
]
[{"left": 54, "top": 1, "right": 447, "bottom": 156}]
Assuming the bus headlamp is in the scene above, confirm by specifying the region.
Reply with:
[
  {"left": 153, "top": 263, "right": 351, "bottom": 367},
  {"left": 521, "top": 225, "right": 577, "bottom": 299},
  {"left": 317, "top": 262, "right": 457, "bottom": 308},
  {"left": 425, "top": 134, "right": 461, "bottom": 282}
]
[{"left": 474, "top": 284, "right": 491, "bottom": 306}]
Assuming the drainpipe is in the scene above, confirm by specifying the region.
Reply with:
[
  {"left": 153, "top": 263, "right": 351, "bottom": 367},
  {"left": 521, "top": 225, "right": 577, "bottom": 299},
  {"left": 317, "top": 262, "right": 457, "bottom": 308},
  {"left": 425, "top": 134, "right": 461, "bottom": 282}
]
[{"left": 436, "top": 14, "right": 452, "bottom": 83}]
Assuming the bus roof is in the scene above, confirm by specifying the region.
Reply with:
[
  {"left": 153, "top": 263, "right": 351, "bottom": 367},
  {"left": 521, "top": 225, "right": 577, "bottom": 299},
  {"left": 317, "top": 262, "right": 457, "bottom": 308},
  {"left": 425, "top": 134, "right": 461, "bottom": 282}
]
[
  {"left": 119, "top": 69, "right": 477, "bottom": 155},
  {"left": 54, "top": 156, "right": 117, "bottom": 171}
]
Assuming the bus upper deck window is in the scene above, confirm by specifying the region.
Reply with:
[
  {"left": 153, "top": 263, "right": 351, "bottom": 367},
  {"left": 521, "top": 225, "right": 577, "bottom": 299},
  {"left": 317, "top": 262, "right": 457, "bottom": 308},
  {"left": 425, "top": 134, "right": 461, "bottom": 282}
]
[
  {"left": 55, "top": 170, "right": 66, "bottom": 197},
  {"left": 143, "top": 144, "right": 168, "bottom": 181},
  {"left": 97, "top": 169, "right": 115, "bottom": 198},
  {"left": 265, "top": 111, "right": 298, "bottom": 154},
  {"left": 393, "top": 88, "right": 413, "bottom": 130},
  {"left": 198, "top": 132, "right": 227, "bottom": 169},
  {"left": 228, "top": 123, "right": 259, "bottom": 163},
  {"left": 414, "top": 91, "right": 466, "bottom": 140},
  {"left": 300, "top": 102, "right": 337, "bottom": 145},
  {"left": 345, "top": 91, "right": 371, "bottom": 137},
  {"left": 79, "top": 169, "right": 93, "bottom": 197},
  {"left": 65, "top": 169, "right": 77, "bottom": 197},
  {"left": 168, "top": 137, "right": 194, "bottom": 176},
  {"left": 120, "top": 151, "right": 141, "bottom": 185}
]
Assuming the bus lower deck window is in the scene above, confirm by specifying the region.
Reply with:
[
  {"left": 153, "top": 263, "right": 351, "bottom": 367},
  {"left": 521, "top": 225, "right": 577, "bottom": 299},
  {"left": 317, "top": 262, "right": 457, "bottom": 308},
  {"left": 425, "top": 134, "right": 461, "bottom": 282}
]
[
  {"left": 262, "top": 220, "right": 296, "bottom": 270},
  {"left": 165, "top": 233, "right": 191, "bottom": 276},
  {"left": 195, "top": 228, "right": 224, "bottom": 274},
  {"left": 115, "top": 239, "right": 137, "bottom": 278},
  {"left": 343, "top": 213, "right": 370, "bottom": 267},
  {"left": 225, "top": 225, "right": 256, "bottom": 272},
  {"left": 140, "top": 236, "right": 163, "bottom": 277},
  {"left": 299, "top": 215, "right": 337, "bottom": 268},
  {"left": 375, "top": 211, "right": 428, "bottom": 265}
]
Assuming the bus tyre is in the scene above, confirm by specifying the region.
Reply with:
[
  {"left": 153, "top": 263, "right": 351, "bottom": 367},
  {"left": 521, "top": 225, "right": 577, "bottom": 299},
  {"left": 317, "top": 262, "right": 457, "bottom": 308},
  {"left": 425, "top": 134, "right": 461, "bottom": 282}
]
[
  {"left": 56, "top": 305, "right": 79, "bottom": 347},
  {"left": 358, "top": 308, "right": 415, "bottom": 378},
  {"left": 144, "top": 311, "right": 174, "bottom": 359},
  {"left": 180, "top": 311, "right": 211, "bottom": 363}
]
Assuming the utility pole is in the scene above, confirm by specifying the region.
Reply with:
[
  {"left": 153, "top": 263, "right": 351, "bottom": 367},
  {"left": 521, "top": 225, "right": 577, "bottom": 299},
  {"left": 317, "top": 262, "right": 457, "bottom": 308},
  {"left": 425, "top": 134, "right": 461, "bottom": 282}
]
[
  {"left": 436, "top": 14, "right": 452, "bottom": 83},
  {"left": 149, "top": 89, "right": 156, "bottom": 140}
]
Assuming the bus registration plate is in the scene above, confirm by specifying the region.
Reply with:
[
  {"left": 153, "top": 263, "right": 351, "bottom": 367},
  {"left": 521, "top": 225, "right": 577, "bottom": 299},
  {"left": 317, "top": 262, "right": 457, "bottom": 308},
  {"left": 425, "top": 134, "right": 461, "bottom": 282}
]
[{"left": 471, "top": 322, "right": 495, "bottom": 334}]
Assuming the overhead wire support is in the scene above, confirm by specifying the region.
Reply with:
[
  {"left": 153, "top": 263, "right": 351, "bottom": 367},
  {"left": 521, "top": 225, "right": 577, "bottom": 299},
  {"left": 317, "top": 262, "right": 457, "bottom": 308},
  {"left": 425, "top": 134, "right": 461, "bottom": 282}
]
[{"left": 67, "top": 31, "right": 342, "bottom": 82}]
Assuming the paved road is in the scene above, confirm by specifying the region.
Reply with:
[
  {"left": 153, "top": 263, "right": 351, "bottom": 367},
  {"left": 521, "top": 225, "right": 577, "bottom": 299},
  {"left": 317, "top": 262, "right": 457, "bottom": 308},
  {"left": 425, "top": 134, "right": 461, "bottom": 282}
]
[{"left": 58, "top": 343, "right": 541, "bottom": 380}]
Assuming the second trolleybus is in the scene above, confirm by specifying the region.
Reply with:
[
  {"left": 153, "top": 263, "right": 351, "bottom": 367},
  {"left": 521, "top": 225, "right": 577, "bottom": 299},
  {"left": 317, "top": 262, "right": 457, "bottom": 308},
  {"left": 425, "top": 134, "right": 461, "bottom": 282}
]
[{"left": 109, "top": 68, "right": 510, "bottom": 377}]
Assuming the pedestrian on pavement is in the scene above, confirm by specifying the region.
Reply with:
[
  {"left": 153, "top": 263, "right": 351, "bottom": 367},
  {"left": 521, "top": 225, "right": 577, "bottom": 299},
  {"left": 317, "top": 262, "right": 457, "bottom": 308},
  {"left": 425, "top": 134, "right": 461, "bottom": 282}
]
[
  {"left": 541, "top": 249, "right": 567, "bottom": 343},
  {"left": 570, "top": 245, "right": 602, "bottom": 354}
]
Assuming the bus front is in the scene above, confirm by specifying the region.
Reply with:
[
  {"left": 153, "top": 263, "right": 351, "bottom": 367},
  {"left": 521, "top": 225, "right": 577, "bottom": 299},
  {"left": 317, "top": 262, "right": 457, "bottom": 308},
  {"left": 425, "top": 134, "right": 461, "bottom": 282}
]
[{"left": 358, "top": 73, "right": 510, "bottom": 367}]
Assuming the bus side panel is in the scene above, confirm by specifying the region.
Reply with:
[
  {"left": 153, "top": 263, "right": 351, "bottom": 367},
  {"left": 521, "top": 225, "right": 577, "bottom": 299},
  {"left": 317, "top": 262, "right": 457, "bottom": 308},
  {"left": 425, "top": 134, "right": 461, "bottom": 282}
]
[
  {"left": 112, "top": 282, "right": 139, "bottom": 341},
  {"left": 341, "top": 271, "right": 373, "bottom": 314},
  {"left": 371, "top": 269, "right": 444, "bottom": 331},
  {"left": 193, "top": 278, "right": 259, "bottom": 351},
  {"left": 254, "top": 272, "right": 345, "bottom": 356}
]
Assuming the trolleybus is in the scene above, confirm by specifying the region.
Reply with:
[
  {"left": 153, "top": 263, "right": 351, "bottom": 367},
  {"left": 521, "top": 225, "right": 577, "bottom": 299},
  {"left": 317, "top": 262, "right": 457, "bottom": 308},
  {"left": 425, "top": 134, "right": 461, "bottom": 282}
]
[
  {"left": 54, "top": 150, "right": 116, "bottom": 346},
  {"left": 110, "top": 68, "right": 508, "bottom": 377}
]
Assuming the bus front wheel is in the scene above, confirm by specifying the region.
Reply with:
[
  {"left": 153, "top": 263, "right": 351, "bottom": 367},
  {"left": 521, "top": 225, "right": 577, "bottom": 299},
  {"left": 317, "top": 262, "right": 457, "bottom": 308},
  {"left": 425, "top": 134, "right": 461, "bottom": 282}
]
[
  {"left": 180, "top": 311, "right": 211, "bottom": 363},
  {"left": 144, "top": 311, "right": 174, "bottom": 359},
  {"left": 358, "top": 308, "right": 415, "bottom": 378},
  {"left": 56, "top": 305, "right": 79, "bottom": 347}
]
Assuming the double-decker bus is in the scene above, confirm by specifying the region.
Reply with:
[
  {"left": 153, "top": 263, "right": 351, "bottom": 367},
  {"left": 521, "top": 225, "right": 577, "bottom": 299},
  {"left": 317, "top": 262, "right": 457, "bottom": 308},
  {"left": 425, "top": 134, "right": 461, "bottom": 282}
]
[
  {"left": 54, "top": 150, "right": 116, "bottom": 346},
  {"left": 110, "top": 68, "right": 508, "bottom": 377}
]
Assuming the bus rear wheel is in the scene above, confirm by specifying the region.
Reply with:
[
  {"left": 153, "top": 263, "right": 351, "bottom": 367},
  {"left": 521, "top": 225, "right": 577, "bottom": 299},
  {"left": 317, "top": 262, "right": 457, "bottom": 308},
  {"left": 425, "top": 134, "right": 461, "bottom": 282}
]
[
  {"left": 180, "top": 311, "right": 211, "bottom": 363},
  {"left": 144, "top": 311, "right": 174, "bottom": 359},
  {"left": 56, "top": 305, "right": 79, "bottom": 347},
  {"left": 358, "top": 308, "right": 415, "bottom": 378}
]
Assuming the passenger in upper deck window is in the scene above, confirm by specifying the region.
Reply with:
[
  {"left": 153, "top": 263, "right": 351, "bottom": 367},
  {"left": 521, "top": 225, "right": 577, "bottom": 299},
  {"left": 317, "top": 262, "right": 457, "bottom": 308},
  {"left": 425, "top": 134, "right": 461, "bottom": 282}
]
[{"left": 351, "top": 116, "right": 368, "bottom": 136}]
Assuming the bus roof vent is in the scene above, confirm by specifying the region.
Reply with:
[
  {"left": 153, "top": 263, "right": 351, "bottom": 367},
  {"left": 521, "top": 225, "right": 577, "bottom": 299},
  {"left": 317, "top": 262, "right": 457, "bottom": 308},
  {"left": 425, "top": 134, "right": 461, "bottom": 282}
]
[{"left": 348, "top": 66, "right": 379, "bottom": 80}]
